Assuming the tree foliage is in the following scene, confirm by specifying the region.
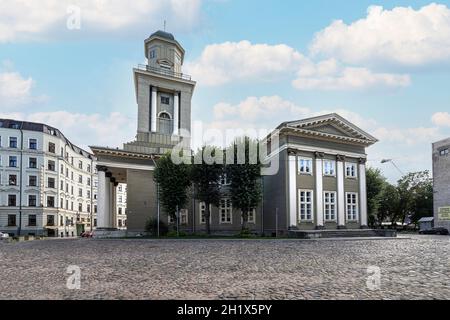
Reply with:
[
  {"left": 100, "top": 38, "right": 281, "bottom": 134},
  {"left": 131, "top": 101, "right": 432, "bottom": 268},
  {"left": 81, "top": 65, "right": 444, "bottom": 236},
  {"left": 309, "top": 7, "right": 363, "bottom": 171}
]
[
  {"left": 226, "top": 137, "right": 262, "bottom": 231},
  {"left": 190, "top": 146, "right": 223, "bottom": 234},
  {"left": 153, "top": 153, "right": 191, "bottom": 223}
]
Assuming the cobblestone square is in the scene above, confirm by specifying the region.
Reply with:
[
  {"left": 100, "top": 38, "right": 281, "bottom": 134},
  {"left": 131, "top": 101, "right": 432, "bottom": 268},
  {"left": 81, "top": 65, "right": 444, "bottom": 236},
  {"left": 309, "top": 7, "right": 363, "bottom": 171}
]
[{"left": 0, "top": 235, "right": 449, "bottom": 300}]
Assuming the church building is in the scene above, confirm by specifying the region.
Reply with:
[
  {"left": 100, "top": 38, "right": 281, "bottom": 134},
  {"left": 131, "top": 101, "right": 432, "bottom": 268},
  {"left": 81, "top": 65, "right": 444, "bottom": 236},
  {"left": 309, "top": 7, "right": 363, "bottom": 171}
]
[{"left": 90, "top": 31, "right": 377, "bottom": 237}]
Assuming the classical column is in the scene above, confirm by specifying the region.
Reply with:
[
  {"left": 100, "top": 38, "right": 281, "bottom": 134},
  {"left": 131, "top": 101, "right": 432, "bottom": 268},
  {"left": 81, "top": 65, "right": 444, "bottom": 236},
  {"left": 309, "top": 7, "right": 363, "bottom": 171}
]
[
  {"left": 288, "top": 152, "right": 298, "bottom": 229},
  {"left": 359, "top": 158, "right": 368, "bottom": 228},
  {"left": 111, "top": 181, "right": 119, "bottom": 229},
  {"left": 173, "top": 92, "right": 179, "bottom": 135},
  {"left": 97, "top": 167, "right": 110, "bottom": 229},
  {"left": 315, "top": 152, "right": 324, "bottom": 229},
  {"left": 336, "top": 155, "right": 346, "bottom": 229},
  {"left": 151, "top": 86, "right": 157, "bottom": 133}
]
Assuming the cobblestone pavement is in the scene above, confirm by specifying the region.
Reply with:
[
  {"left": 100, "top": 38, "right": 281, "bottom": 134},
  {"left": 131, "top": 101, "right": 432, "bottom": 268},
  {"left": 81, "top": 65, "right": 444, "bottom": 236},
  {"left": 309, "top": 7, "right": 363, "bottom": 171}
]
[{"left": 0, "top": 235, "right": 449, "bottom": 300}]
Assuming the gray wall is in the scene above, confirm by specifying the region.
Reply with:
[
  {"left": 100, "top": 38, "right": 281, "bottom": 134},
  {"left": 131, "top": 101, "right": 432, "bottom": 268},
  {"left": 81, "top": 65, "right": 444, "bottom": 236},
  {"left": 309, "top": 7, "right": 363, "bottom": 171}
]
[{"left": 433, "top": 138, "right": 450, "bottom": 231}]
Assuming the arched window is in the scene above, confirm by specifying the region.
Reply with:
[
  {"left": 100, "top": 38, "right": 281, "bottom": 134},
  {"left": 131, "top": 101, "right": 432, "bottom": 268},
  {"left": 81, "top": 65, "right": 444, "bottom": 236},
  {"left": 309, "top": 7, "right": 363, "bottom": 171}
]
[{"left": 158, "top": 111, "right": 171, "bottom": 119}]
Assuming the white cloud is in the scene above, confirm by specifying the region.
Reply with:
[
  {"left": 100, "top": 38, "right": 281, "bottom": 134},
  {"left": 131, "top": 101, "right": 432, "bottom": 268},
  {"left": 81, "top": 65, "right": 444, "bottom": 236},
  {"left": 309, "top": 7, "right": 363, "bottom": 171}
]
[
  {"left": 372, "top": 126, "right": 442, "bottom": 146},
  {"left": 310, "top": 3, "right": 450, "bottom": 66},
  {"left": 0, "top": 0, "right": 202, "bottom": 42},
  {"left": 293, "top": 58, "right": 410, "bottom": 90},
  {"left": 431, "top": 112, "right": 450, "bottom": 127},
  {"left": 0, "top": 111, "right": 135, "bottom": 150},
  {"left": 0, "top": 71, "right": 49, "bottom": 110},
  {"left": 185, "top": 41, "right": 306, "bottom": 86}
]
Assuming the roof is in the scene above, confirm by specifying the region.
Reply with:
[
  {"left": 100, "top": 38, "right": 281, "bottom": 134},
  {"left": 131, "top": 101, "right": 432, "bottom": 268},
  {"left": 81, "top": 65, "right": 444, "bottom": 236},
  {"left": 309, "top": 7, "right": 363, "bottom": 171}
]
[
  {"left": 0, "top": 118, "right": 94, "bottom": 159},
  {"left": 418, "top": 217, "right": 434, "bottom": 222},
  {"left": 273, "top": 113, "right": 378, "bottom": 147},
  {"left": 149, "top": 30, "right": 175, "bottom": 41}
]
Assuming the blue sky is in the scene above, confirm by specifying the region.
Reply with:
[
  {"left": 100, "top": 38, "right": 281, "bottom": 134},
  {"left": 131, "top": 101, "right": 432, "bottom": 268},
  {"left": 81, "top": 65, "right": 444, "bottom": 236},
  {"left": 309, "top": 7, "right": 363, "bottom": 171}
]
[{"left": 0, "top": 0, "right": 449, "bottom": 182}]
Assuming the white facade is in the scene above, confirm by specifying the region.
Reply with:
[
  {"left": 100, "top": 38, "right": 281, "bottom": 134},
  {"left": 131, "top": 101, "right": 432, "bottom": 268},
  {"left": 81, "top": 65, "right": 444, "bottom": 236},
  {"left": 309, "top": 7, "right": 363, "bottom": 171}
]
[{"left": 0, "top": 119, "right": 127, "bottom": 237}]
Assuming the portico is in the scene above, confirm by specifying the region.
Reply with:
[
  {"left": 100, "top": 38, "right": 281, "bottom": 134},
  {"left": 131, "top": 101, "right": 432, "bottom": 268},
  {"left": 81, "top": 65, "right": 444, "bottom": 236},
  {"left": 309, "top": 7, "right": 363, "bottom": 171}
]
[{"left": 90, "top": 147, "right": 157, "bottom": 237}]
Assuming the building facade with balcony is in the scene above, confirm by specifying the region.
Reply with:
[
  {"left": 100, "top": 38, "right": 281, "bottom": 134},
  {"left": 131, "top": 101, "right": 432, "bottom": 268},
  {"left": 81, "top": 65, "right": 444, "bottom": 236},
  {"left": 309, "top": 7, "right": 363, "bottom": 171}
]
[{"left": 0, "top": 119, "right": 128, "bottom": 237}]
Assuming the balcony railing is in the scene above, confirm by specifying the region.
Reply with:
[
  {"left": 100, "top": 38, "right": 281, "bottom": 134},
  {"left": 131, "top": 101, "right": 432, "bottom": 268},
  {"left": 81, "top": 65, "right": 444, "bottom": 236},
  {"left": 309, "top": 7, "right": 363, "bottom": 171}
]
[{"left": 137, "top": 64, "right": 192, "bottom": 81}]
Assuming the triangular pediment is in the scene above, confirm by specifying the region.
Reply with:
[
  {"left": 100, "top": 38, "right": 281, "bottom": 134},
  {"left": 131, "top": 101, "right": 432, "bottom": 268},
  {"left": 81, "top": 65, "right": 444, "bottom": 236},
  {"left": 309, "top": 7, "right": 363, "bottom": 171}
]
[{"left": 280, "top": 113, "right": 378, "bottom": 146}]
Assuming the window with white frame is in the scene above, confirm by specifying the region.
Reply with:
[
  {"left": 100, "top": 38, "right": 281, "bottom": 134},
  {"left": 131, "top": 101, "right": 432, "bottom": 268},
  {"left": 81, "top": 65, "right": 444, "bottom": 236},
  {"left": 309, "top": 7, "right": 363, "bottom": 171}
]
[
  {"left": 219, "top": 173, "right": 230, "bottom": 186},
  {"left": 299, "top": 190, "right": 313, "bottom": 221},
  {"left": 324, "top": 191, "right": 336, "bottom": 221},
  {"left": 440, "top": 148, "right": 449, "bottom": 156},
  {"left": 323, "top": 160, "right": 336, "bottom": 176},
  {"left": 29, "top": 138, "right": 37, "bottom": 150},
  {"left": 219, "top": 198, "right": 232, "bottom": 224},
  {"left": 345, "top": 163, "right": 357, "bottom": 178},
  {"left": 241, "top": 208, "right": 256, "bottom": 224},
  {"left": 180, "top": 209, "right": 188, "bottom": 225},
  {"left": 298, "top": 157, "right": 313, "bottom": 174},
  {"left": 346, "top": 193, "right": 358, "bottom": 221},
  {"left": 199, "top": 202, "right": 212, "bottom": 224}
]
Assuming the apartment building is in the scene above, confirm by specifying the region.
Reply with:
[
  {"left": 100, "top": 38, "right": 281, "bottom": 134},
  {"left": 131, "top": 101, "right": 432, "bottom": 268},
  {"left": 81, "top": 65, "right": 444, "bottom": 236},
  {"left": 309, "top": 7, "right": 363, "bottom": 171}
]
[{"left": 0, "top": 119, "right": 127, "bottom": 237}]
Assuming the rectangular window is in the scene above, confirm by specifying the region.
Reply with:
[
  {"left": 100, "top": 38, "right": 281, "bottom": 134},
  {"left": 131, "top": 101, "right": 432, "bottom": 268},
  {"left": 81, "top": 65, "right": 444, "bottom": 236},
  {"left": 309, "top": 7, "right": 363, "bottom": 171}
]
[
  {"left": 180, "top": 209, "right": 188, "bottom": 225},
  {"left": 71, "top": 171, "right": 74, "bottom": 180},
  {"left": 29, "top": 157, "right": 37, "bottom": 168},
  {"left": 87, "top": 204, "right": 91, "bottom": 213},
  {"left": 242, "top": 209, "right": 256, "bottom": 224},
  {"left": 161, "top": 96, "right": 170, "bottom": 104},
  {"left": 94, "top": 205, "right": 97, "bottom": 213},
  {"left": 28, "top": 195, "right": 37, "bottom": 207},
  {"left": 29, "top": 139, "right": 37, "bottom": 150},
  {"left": 87, "top": 164, "right": 91, "bottom": 173},
  {"left": 47, "top": 215, "right": 55, "bottom": 226},
  {"left": 440, "top": 149, "right": 449, "bottom": 156},
  {"left": 87, "top": 178, "right": 91, "bottom": 186},
  {"left": 118, "top": 207, "right": 122, "bottom": 215},
  {"left": 78, "top": 175, "right": 82, "bottom": 183},
  {"left": 29, "top": 175, "right": 37, "bottom": 187},
  {"left": 9, "top": 156, "right": 17, "bottom": 167},
  {"left": 66, "top": 168, "right": 69, "bottom": 177},
  {"left": 345, "top": 163, "right": 357, "bottom": 178},
  {"left": 118, "top": 196, "right": 123, "bottom": 203},
  {"left": 48, "top": 177, "right": 55, "bottom": 189},
  {"left": 94, "top": 218, "right": 97, "bottom": 227},
  {"left": 78, "top": 203, "right": 82, "bottom": 212},
  {"left": 9, "top": 137, "right": 17, "bottom": 148},
  {"left": 8, "top": 214, "right": 16, "bottom": 226},
  {"left": 149, "top": 49, "right": 156, "bottom": 59},
  {"left": 78, "top": 188, "right": 83, "bottom": 197},
  {"left": 60, "top": 164, "right": 64, "bottom": 173},
  {"left": 47, "top": 196, "right": 55, "bottom": 208},
  {"left": 199, "top": 202, "right": 212, "bottom": 224},
  {"left": 28, "top": 215, "right": 37, "bottom": 227},
  {"left": 299, "top": 190, "right": 313, "bottom": 221},
  {"left": 71, "top": 186, "right": 74, "bottom": 195},
  {"left": 60, "top": 180, "right": 64, "bottom": 190},
  {"left": 346, "top": 193, "right": 358, "bottom": 221},
  {"left": 48, "top": 160, "right": 56, "bottom": 171},
  {"left": 219, "top": 198, "right": 232, "bottom": 224},
  {"left": 298, "top": 158, "right": 313, "bottom": 174},
  {"left": 87, "top": 190, "right": 91, "bottom": 198},
  {"left": 60, "top": 198, "right": 64, "bottom": 209},
  {"left": 48, "top": 142, "right": 56, "bottom": 153},
  {"left": 324, "top": 192, "right": 336, "bottom": 221},
  {"left": 9, "top": 174, "right": 17, "bottom": 186},
  {"left": 78, "top": 160, "right": 83, "bottom": 169},
  {"left": 323, "top": 160, "right": 336, "bottom": 176}
]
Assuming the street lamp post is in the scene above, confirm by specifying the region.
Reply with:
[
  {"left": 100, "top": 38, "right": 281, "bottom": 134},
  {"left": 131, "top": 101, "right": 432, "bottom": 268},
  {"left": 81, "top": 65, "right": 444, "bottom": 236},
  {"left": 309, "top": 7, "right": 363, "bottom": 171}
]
[{"left": 381, "top": 159, "right": 404, "bottom": 176}]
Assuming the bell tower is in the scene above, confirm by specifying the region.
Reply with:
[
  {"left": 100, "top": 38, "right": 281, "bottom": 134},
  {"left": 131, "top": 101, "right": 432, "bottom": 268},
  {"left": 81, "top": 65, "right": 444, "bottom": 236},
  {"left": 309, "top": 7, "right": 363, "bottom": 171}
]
[{"left": 124, "top": 30, "right": 196, "bottom": 155}]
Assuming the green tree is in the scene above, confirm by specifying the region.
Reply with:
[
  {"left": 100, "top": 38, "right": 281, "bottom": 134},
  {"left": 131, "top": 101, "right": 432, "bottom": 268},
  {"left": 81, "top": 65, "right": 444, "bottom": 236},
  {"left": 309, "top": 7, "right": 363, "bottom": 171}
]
[
  {"left": 153, "top": 153, "right": 191, "bottom": 225},
  {"left": 377, "top": 183, "right": 400, "bottom": 226},
  {"left": 191, "top": 146, "right": 223, "bottom": 235},
  {"left": 366, "top": 167, "right": 387, "bottom": 227},
  {"left": 226, "top": 137, "right": 262, "bottom": 231},
  {"left": 396, "top": 170, "right": 433, "bottom": 225}
]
